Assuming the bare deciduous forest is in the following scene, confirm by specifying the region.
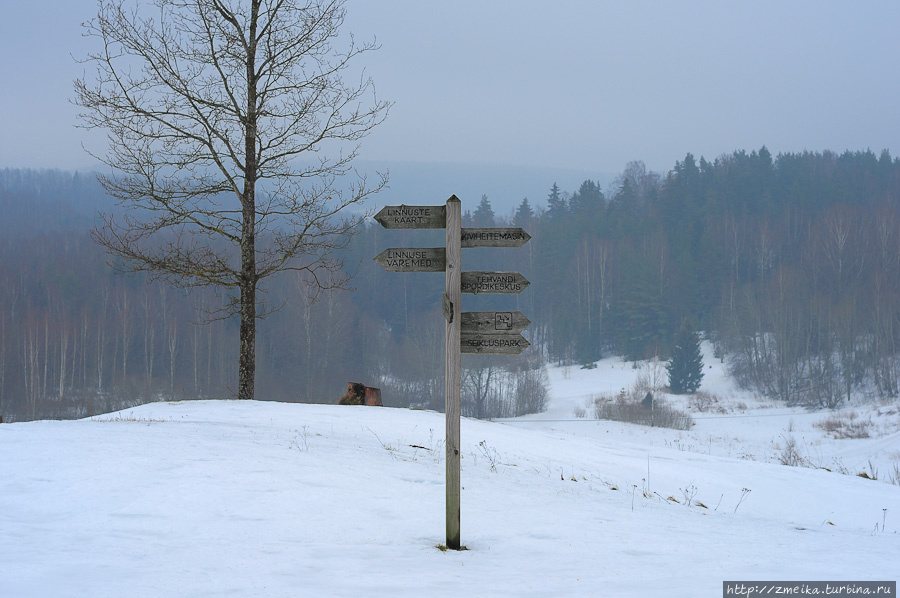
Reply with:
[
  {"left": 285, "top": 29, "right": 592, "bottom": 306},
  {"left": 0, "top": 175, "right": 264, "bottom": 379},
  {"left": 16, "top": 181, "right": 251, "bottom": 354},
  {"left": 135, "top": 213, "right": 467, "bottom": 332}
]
[{"left": 2, "top": 147, "right": 899, "bottom": 421}]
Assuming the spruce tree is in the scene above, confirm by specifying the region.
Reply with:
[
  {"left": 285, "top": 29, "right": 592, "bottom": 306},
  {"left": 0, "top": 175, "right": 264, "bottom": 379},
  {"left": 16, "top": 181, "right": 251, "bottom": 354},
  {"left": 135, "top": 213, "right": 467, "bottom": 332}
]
[
  {"left": 513, "top": 197, "right": 534, "bottom": 228},
  {"left": 546, "top": 182, "right": 567, "bottom": 219},
  {"left": 473, "top": 195, "right": 496, "bottom": 227},
  {"left": 667, "top": 320, "right": 704, "bottom": 393}
]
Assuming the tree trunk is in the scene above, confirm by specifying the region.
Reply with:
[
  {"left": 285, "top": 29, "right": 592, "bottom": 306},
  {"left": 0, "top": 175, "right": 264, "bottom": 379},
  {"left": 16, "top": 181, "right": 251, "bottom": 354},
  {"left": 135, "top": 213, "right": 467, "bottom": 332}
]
[
  {"left": 58, "top": 326, "right": 68, "bottom": 402},
  {"left": 168, "top": 320, "right": 177, "bottom": 398},
  {"left": 191, "top": 320, "right": 200, "bottom": 396},
  {"left": 237, "top": 2, "right": 259, "bottom": 401},
  {"left": 0, "top": 314, "right": 6, "bottom": 418},
  {"left": 42, "top": 316, "right": 49, "bottom": 403},
  {"left": 117, "top": 288, "right": 132, "bottom": 384},
  {"left": 238, "top": 279, "right": 256, "bottom": 400}
]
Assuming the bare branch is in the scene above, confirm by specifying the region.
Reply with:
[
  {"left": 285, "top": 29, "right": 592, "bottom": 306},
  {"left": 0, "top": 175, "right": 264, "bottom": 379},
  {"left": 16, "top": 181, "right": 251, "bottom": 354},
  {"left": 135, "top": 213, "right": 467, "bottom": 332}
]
[{"left": 75, "top": 0, "right": 389, "bottom": 399}]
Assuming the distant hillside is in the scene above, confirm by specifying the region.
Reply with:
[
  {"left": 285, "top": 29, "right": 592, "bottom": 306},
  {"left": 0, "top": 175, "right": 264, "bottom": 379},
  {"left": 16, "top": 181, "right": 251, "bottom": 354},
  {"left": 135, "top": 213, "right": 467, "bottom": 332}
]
[
  {"left": 0, "top": 168, "right": 113, "bottom": 236},
  {"left": 0, "top": 162, "right": 612, "bottom": 225},
  {"left": 354, "top": 159, "right": 614, "bottom": 216}
]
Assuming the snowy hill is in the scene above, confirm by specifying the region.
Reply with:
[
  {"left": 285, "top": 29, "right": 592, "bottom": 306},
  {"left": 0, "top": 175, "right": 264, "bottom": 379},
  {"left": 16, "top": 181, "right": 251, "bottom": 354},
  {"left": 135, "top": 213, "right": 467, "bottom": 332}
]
[
  {"left": 521, "top": 346, "right": 900, "bottom": 486},
  {"left": 2, "top": 352, "right": 899, "bottom": 597}
]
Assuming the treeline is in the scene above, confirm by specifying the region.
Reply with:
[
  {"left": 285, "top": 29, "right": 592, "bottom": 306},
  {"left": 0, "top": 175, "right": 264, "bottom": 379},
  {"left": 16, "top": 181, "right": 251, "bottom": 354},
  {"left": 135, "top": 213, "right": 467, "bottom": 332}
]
[
  {"left": 2, "top": 149, "right": 899, "bottom": 421},
  {"left": 344, "top": 148, "right": 900, "bottom": 408},
  {"left": 0, "top": 170, "right": 546, "bottom": 422}
]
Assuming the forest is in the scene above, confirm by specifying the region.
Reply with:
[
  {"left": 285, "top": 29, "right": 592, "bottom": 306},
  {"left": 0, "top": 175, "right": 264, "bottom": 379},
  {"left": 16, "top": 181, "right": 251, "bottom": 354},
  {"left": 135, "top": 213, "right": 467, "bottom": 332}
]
[{"left": 1, "top": 146, "right": 899, "bottom": 422}]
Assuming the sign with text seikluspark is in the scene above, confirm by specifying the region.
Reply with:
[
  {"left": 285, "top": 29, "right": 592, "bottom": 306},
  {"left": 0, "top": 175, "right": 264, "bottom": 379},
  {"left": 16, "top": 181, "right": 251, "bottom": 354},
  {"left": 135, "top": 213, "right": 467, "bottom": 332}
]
[
  {"left": 374, "top": 205, "right": 447, "bottom": 229},
  {"left": 373, "top": 247, "right": 446, "bottom": 272},
  {"left": 460, "top": 271, "right": 530, "bottom": 294},
  {"left": 460, "top": 228, "right": 531, "bottom": 248},
  {"left": 460, "top": 333, "right": 531, "bottom": 355}
]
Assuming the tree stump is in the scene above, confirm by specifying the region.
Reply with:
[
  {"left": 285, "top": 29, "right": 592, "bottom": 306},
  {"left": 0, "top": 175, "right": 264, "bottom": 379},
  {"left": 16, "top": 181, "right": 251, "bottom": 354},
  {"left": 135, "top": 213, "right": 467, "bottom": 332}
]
[
  {"left": 364, "top": 386, "right": 383, "bottom": 406},
  {"left": 338, "top": 382, "right": 382, "bottom": 406}
]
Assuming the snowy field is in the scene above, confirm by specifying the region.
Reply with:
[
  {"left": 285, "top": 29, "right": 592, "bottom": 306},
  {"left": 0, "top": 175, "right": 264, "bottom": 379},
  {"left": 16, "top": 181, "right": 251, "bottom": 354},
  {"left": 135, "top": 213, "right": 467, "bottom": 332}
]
[{"left": 2, "top": 345, "right": 899, "bottom": 597}]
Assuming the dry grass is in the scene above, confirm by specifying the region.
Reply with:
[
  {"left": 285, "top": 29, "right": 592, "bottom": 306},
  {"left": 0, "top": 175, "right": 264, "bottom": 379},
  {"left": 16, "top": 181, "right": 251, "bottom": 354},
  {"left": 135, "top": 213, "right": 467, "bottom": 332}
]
[
  {"left": 777, "top": 433, "right": 808, "bottom": 467},
  {"left": 813, "top": 411, "right": 872, "bottom": 439},
  {"left": 689, "top": 390, "right": 729, "bottom": 413},
  {"left": 889, "top": 461, "right": 900, "bottom": 486},
  {"left": 593, "top": 391, "right": 693, "bottom": 430},
  {"left": 90, "top": 412, "right": 166, "bottom": 423}
]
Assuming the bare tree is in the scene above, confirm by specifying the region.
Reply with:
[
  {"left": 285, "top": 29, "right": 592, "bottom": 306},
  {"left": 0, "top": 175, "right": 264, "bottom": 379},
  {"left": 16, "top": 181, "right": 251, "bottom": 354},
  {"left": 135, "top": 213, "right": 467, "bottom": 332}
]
[
  {"left": 0, "top": 313, "right": 6, "bottom": 420},
  {"left": 96, "top": 285, "right": 111, "bottom": 395},
  {"left": 462, "top": 358, "right": 496, "bottom": 420},
  {"left": 57, "top": 314, "right": 70, "bottom": 403},
  {"left": 167, "top": 317, "right": 179, "bottom": 398},
  {"left": 140, "top": 289, "right": 157, "bottom": 387},
  {"left": 75, "top": 0, "right": 389, "bottom": 399},
  {"left": 115, "top": 286, "right": 133, "bottom": 385}
]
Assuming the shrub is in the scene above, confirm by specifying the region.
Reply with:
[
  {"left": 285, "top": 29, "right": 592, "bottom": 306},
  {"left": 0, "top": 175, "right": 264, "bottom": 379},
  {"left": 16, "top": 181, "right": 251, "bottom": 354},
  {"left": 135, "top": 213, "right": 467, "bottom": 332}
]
[
  {"left": 689, "top": 390, "right": 721, "bottom": 412},
  {"left": 777, "top": 433, "right": 807, "bottom": 467},
  {"left": 593, "top": 392, "right": 693, "bottom": 430},
  {"left": 813, "top": 411, "right": 872, "bottom": 439}
]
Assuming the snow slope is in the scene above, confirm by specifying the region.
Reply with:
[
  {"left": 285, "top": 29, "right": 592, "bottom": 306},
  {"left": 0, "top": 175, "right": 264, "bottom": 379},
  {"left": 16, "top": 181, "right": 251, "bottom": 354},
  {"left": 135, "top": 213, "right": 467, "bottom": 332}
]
[
  {"left": 517, "top": 344, "right": 900, "bottom": 484},
  {"left": 1, "top": 353, "right": 899, "bottom": 597}
]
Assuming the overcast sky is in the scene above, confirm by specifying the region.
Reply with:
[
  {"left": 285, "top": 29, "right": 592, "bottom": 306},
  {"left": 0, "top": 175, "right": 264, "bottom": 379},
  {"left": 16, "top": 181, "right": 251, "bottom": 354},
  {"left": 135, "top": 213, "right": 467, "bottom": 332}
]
[{"left": 2, "top": 1, "right": 899, "bottom": 176}]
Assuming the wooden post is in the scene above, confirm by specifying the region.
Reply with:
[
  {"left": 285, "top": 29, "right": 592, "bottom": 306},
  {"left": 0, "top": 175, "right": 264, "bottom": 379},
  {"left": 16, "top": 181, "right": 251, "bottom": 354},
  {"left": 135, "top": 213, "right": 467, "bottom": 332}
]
[
  {"left": 444, "top": 195, "right": 462, "bottom": 550},
  {"left": 372, "top": 195, "right": 530, "bottom": 549}
]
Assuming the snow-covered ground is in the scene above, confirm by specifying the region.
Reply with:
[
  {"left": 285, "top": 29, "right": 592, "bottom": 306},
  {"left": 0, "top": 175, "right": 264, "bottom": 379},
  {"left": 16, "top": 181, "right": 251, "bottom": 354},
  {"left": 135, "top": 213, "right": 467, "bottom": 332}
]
[
  {"left": 517, "top": 344, "right": 900, "bottom": 485},
  {"left": 2, "top": 345, "right": 898, "bottom": 597}
]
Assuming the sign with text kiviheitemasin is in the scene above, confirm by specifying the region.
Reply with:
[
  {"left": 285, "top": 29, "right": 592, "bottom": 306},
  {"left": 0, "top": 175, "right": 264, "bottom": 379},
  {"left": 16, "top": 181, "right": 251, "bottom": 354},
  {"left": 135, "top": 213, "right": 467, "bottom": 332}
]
[{"left": 460, "top": 227, "right": 531, "bottom": 248}]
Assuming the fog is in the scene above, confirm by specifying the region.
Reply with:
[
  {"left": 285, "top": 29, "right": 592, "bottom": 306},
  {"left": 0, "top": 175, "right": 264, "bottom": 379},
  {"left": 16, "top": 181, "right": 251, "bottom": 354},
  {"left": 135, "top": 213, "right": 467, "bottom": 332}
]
[{"left": 2, "top": 1, "right": 899, "bottom": 175}]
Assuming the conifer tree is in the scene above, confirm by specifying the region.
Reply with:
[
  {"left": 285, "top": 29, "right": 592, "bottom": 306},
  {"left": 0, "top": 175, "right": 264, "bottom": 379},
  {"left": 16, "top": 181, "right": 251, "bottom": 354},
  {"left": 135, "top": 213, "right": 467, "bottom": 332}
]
[
  {"left": 473, "top": 195, "right": 496, "bottom": 227},
  {"left": 667, "top": 319, "right": 704, "bottom": 393},
  {"left": 513, "top": 198, "right": 534, "bottom": 228},
  {"left": 546, "top": 182, "right": 567, "bottom": 219}
]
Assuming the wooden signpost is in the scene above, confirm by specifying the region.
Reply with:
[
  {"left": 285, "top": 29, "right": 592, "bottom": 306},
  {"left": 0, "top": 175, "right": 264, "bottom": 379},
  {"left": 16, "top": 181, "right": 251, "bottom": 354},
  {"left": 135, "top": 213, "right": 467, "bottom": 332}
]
[
  {"left": 459, "top": 311, "right": 531, "bottom": 334},
  {"left": 374, "top": 204, "right": 447, "bottom": 229},
  {"left": 460, "top": 227, "right": 531, "bottom": 248},
  {"left": 373, "top": 247, "right": 446, "bottom": 272},
  {"left": 460, "top": 333, "right": 531, "bottom": 355},
  {"left": 460, "top": 271, "right": 530, "bottom": 294},
  {"left": 373, "top": 195, "right": 531, "bottom": 551}
]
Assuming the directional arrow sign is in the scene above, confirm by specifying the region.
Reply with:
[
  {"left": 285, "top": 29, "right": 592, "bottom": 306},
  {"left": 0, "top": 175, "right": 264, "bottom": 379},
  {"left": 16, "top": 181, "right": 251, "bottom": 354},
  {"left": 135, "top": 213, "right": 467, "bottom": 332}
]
[
  {"left": 374, "top": 205, "right": 446, "bottom": 229},
  {"left": 374, "top": 248, "right": 446, "bottom": 272},
  {"left": 460, "top": 311, "right": 531, "bottom": 335},
  {"left": 461, "top": 333, "right": 531, "bottom": 355},
  {"left": 460, "top": 271, "right": 530, "bottom": 294},
  {"left": 461, "top": 228, "right": 531, "bottom": 248}
]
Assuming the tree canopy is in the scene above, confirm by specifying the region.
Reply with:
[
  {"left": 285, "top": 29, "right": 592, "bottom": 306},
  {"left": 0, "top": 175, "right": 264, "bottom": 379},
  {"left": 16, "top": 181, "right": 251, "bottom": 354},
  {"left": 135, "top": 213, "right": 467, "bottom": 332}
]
[{"left": 75, "top": 0, "right": 389, "bottom": 399}]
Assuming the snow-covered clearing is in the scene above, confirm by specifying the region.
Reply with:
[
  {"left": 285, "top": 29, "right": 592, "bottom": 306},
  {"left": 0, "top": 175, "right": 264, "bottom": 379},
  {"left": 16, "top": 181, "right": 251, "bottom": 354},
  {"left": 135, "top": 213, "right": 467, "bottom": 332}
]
[
  {"left": 531, "top": 345, "right": 900, "bottom": 485},
  {"left": 2, "top": 345, "right": 898, "bottom": 597}
]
